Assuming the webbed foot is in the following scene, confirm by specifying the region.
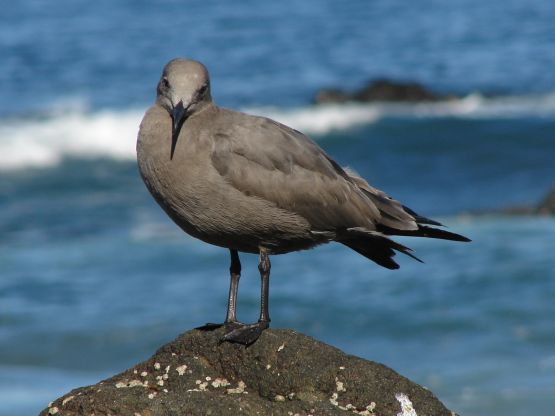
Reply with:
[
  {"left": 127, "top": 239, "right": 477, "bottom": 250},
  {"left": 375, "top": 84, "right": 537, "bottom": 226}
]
[
  {"left": 195, "top": 322, "right": 224, "bottom": 331},
  {"left": 221, "top": 321, "right": 270, "bottom": 345}
]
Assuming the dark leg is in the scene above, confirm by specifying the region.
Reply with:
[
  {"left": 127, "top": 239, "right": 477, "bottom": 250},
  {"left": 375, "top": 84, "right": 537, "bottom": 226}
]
[
  {"left": 196, "top": 249, "right": 242, "bottom": 331},
  {"left": 222, "top": 247, "right": 271, "bottom": 345},
  {"left": 258, "top": 247, "right": 271, "bottom": 325},
  {"left": 225, "top": 249, "right": 241, "bottom": 323}
]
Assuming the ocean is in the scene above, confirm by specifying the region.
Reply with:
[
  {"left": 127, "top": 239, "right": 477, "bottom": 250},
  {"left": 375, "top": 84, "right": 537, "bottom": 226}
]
[{"left": 1, "top": 1, "right": 554, "bottom": 415}]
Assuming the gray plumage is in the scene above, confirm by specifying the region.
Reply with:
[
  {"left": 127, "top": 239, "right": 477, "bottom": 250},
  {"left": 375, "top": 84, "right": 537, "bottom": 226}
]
[{"left": 137, "top": 59, "right": 469, "bottom": 344}]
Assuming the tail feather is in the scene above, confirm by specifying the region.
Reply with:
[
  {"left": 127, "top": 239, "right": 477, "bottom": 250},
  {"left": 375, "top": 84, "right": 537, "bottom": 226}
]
[
  {"left": 340, "top": 223, "right": 468, "bottom": 269},
  {"left": 401, "top": 205, "right": 443, "bottom": 226},
  {"left": 378, "top": 224, "right": 471, "bottom": 242},
  {"left": 341, "top": 229, "right": 423, "bottom": 270},
  {"left": 338, "top": 168, "right": 470, "bottom": 268}
]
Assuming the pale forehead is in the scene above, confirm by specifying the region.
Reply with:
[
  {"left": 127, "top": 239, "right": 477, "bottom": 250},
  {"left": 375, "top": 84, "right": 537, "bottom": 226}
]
[{"left": 163, "top": 59, "right": 209, "bottom": 81}]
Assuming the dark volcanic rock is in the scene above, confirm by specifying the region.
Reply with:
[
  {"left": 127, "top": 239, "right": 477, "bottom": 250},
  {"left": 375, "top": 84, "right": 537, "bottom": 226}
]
[
  {"left": 314, "top": 88, "right": 352, "bottom": 104},
  {"left": 536, "top": 185, "right": 555, "bottom": 215},
  {"left": 353, "top": 79, "right": 443, "bottom": 102},
  {"left": 477, "top": 185, "right": 555, "bottom": 217},
  {"left": 41, "top": 328, "right": 455, "bottom": 416},
  {"left": 314, "top": 79, "right": 456, "bottom": 104}
]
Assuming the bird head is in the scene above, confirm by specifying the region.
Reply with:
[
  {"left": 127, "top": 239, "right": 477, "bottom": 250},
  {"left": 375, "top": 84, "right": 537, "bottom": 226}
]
[{"left": 156, "top": 59, "right": 212, "bottom": 159}]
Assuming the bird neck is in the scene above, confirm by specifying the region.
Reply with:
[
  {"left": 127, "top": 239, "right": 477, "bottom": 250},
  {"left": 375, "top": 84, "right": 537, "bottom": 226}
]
[{"left": 189, "top": 100, "right": 215, "bottom": 119}]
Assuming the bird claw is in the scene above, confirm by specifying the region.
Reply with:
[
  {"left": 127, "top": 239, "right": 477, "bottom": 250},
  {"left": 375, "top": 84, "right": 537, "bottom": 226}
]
[
  {"left": 195, "top": 322, "right": 225, "bottom": 331},
  {"left": 195, "top": 321, "right": 269, "bottom": 345},
  {"left": 221, "top": 321, "right": 269, "bottom": 345}
]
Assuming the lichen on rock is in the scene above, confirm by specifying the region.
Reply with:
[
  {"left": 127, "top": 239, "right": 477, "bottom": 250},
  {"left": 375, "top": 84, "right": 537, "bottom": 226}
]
[{"left": 40, "top": 328, "right": 455, "bottom": 416}]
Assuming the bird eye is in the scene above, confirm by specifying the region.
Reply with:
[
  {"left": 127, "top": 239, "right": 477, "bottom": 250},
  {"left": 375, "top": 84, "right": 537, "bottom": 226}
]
[
  {"left": 198, "top": 83, "right": 208, "bottom": 96},
  {"left": 161, "top": 77, "right": 170, "bottom": 89}
]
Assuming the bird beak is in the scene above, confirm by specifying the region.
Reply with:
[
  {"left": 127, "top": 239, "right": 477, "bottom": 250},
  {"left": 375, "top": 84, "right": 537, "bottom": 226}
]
[{"left": 170, "top": 100, "right": 187, "bottom": 160}]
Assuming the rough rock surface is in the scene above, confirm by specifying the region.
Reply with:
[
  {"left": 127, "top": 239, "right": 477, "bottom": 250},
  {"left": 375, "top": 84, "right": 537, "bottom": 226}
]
[
  {"left": 41, "top": 328, "right": 456, "bottom": 416},
  {"left": 314, "top": 79, "right": 456, "bottom": 104}
]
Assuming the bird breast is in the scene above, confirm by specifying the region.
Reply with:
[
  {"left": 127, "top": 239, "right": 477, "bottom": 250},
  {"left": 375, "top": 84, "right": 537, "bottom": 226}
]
[{"left": 137, "top": 105, "right": 319, "bottom": 254}]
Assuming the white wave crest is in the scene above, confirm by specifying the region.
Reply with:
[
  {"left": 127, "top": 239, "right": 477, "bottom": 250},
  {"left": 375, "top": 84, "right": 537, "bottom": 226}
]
[
  {"left": 253, "top": 91, "right": 555, "bottom": 130},
  {"left": 0, "top": 109, "right": 142, "bottom": 170},
  {"left": 248, "top": 104, "right": 382, "bottom": 135},
  {"left": 1, "top": 91, "right": 555, "bottom": 171}
]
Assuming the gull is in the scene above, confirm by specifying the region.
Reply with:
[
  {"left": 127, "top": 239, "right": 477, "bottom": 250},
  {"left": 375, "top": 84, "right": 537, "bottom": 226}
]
[{"left": 137, "top": 59, "right": 469, "bottom": 345}]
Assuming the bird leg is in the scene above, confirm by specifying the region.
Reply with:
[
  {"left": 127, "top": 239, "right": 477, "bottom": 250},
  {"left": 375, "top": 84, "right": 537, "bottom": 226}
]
[
  {"left": 222, "top": 247, "right": 271, "bottom": 345},
  {"left": 258, "top": 248, "right": 271, "bottom": 324},
  {"left": 223, "top": 249, "right": 242, "bottom": 327},
  {"left": 196, "top": 249, "right": 242, "bottom": 331}
]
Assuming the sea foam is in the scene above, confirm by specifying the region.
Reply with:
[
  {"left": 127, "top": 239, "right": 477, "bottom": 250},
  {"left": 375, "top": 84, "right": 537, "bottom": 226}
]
[
  {"left": 1, "top": 92, "right": 554, "bottom": 171},
  {"left": 0, "top": 109, "right": 141, "bottom": 170}
]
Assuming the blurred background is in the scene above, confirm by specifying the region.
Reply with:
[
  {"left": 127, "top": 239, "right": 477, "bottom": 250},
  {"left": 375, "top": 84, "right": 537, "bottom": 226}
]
[{"left": 1, "top": 1, "right": 554, "bottom": 415}]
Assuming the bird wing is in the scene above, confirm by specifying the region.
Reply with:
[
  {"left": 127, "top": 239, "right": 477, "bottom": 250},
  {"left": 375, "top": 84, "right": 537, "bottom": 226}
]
[
  {"left": 210, "top": 112, "right": 382, "bottom": 231},
  {"left": 209, "top": 110, "right": 468, "bottom": 268}
]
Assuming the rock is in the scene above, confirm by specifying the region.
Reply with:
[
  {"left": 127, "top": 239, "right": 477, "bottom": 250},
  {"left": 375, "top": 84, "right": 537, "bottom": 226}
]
[
  {"left": 536, "top": 185, "right": 555, "bottom": 215},
  {"left": 314, "top": 88, "right": 352, "bottom": 104},
  {"left": 314, "top": 79, "right": 456, "bottom": 104},
  {"left": 353, "top": 79, "right": 444, "bottom": 102},
  {"left": 475, "top": 185, "right": 555, "bottom": 217},
  {"left": 40, "top": 328, "right": 456, "bottom": 416}
]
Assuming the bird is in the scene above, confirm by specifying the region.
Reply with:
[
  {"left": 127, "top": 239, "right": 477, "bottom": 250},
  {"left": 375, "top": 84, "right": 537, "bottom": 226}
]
[{"left": 137, "top": 58, "right": 470, "bottom": 345}]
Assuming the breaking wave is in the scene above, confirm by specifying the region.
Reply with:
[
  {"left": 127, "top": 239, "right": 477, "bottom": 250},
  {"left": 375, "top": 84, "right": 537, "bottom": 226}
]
[
  {"left": 0, "top": 107, "right": 142, "bottom": 171},
  {"left": 255, "top": 91, "right": 555, "bottom": 133},
  {"left": 2, "top": 92, "right": 555, "bottom": 170}
]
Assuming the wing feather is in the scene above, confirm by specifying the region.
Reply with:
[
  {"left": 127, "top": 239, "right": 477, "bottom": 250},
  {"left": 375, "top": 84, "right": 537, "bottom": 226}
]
[{"left": 210, "top": 113, "right": 380, "bottom": 231}]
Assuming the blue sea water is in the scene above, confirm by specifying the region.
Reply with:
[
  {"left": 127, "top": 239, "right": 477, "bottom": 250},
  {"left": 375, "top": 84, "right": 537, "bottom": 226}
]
[{"left": 1, "top": 1, "right": 555, "bottom": 415}]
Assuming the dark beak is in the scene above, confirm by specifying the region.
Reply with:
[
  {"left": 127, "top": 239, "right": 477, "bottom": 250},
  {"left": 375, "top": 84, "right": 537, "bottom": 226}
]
[{"left": 170, "top": 101, "right": 187, "bottom": 160}]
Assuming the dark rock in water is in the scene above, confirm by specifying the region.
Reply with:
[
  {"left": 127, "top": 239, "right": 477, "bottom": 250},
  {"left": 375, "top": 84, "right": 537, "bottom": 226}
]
[
  {"left": 536, "top": 185, "right": 555, "bottom": 215},
  {"left": 314, "top": 88, "right": 352, "bottom": 104},
  {"left": 40, "top": 328, "right": 456, "bottom": 416},
  {"left": 353, "top": 79, "right": 443, "bottom": 102},
  {"left": 488, "top": 185, "right": 555, "bottom": 217},
  {"left": 314, "top": 78, "right": 457, "bottom": 104}
]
